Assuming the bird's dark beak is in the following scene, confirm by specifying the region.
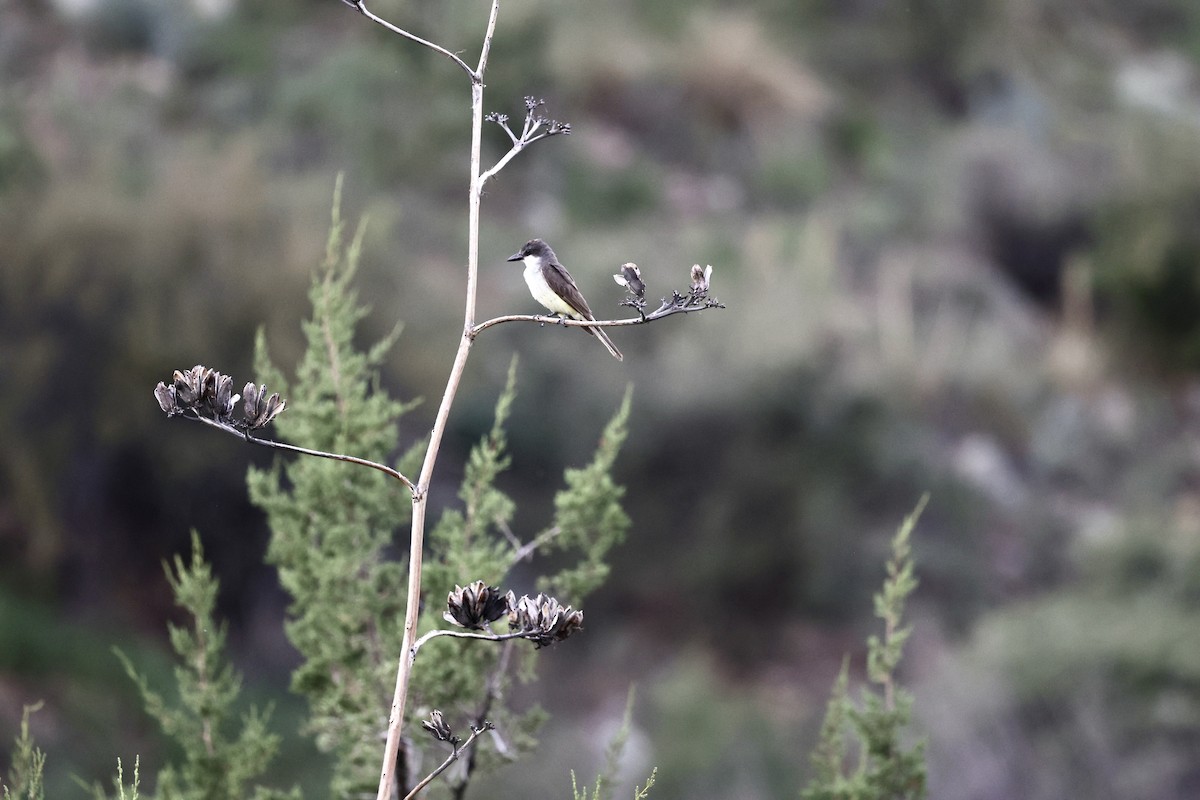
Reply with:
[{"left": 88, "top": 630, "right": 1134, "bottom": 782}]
[{"left": 506, "top": 251, "right": 523, "bottom": 262}]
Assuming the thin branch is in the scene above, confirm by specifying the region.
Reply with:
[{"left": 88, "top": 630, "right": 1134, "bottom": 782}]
[
  {"left": 479, "top": 144, "right": 526, "bottom": 186},
  {"left": 409, "top": 628, "right": 527, "bottom": 665},
  {"left": 402, "top": 723, "right": 493, "bottom": 800},
  {"left": 343, "top": 0, "right": 477, "bottom": 80},
  {"left": 508, "top": 525, "right": 563, "bottom": 566},
  {"left": 185, "top": 414, "right": 416, "bottom": 494},
  {"left": 480, "top": 129, "right": 561, "bottom": 186},
  {"left": 496, "top": 121, "right": 520, "bottom": 146},
  {"left": 478, "top": 639, "right": 514, "bottom": 722},
  {"left": 497, "top": 518, "right": 523, "bottom": 551},
  {"left": 487, "top": 726, "right": 512, "bottom": 759},
  {"left": 472, "top": 297, "right": 724, "bottom": 337}
]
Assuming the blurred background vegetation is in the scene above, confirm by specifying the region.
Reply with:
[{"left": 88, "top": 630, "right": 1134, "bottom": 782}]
[{"left": 3, "top": 0, "right": 1200, "bottom": 796}]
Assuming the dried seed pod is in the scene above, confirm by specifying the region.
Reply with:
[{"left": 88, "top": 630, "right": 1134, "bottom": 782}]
[
  {"left": 613, "top": 263, "right": 646, "bottom": 299},
  {"left": 444, "top": 581, "right": 510, "bottom": 630},
  {"left": 421, "top": 709, "right": 454, "bottom": 743},
  {"left": 242, "top": 382, "right": 287, "bottom": 430},
  {"left": 204, "top": 372, "right": 239, "bottom": 421},
  {"left": 172, "top": 365, "right": 207, "bottom": 406},
  {"left": 154, "top": 382, "right": 179, "bottom": 416},
  {"left": 507, "top": 592, "right": 584, "bottom": 648}
]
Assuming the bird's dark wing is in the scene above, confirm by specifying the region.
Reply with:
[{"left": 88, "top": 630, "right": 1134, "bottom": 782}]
[{"left": 544, "top": 260, "right": 594, "bottom": 319}]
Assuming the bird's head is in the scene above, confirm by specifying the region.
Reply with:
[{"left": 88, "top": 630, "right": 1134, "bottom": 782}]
[{"left": 508, "top": 238, "right": 555, "bottom": 266}]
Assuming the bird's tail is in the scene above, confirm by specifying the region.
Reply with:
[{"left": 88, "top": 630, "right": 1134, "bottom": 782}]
[{"left": 587, "top": 325, "right": 623, "bottom": 361}]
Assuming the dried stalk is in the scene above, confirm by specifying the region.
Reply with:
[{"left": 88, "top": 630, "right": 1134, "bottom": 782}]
[{"left": 374, "top": 3, "right": 499, "bottom": 798}]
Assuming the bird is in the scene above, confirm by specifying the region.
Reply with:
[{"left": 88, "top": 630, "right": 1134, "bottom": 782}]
[{"left": 507, "top": 238, "right": 623, "bottom": 361}]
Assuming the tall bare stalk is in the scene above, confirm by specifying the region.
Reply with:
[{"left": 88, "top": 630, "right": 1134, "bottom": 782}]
[{"left": 366, "top": 3, "right": 498, "bottom": 798}]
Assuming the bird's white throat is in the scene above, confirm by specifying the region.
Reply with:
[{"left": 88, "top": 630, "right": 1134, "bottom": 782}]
[{"left": 522, "top": 255, "right": 577, "bottom": 318}]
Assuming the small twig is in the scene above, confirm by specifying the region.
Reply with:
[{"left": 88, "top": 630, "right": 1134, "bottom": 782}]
[
  {"left": 481, "top": 99, "right": 570, "bottom": 185},
  {"left": 496, "top": 518, "right": 522, "bottom": 551},
  {"left": 480, "top": 128, "right": 564, "bottom": 185},
  {"left": 403, "top": 722, "right": 493, "bottom": 800},
  {"left": 493, "top": 118, "right": 520, "bottom": 146},
  {"left": 185, "top": 414, "right": 416, "bottom": 494},
  {"left": 479, "top": 639, "right": 514, "bottom": 723},
  {"left": 508, "top": 525, "right": 563, "bottom": 566},
  {"left": 479, "top": 142, "right": 531, "bottom": 185},
  {"left": 409, "top": 628, "right": 527, "bottom": 666},
  {"left": 451, "top": 640, "right": 517, "bottom": 799},
  {"left": 342, "top": 0, "right": 477, "bottom": 80},
  {"left": 486, "top": 725, "right": 511, "bottom": 759},
  {"left": 621, "top": 299, "right": 649, "bottom": 322}
]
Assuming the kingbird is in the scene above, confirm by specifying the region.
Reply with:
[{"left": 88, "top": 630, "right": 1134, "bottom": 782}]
[{"left": 507, "top": 238, "right": 623, "bottom": 361}]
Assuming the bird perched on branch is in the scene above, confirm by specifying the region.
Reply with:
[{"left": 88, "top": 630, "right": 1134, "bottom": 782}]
[{"left": 507, "top": 238, "right": 623, "bottom": 361}]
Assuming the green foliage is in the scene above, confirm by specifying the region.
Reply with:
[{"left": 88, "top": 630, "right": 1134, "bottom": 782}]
[
  {"left": 245, "top": 186, "right": 416, "bottom": 799},
  {"left": 633, "top": 772, "right": 657, "bottom": 800},
  {"left": 569, "top": 687, "right": 646, "bottom": 800},
  {"left": 114, "top": 758, "right": 140, "bottom": 800},
  {"left": 643, "top": 653, "right": 795, "bottom": 798},
  {"left": 2, "top": 703, "right": 47, "bottom": 800},
  {"left": 598, "top": 687, "right": 638, "bottom": 799},
  {"left": 571, "top": 768, "right": 657, "bottom": 800},
  {"left": 240, "top": 184, "right": 634, "bottom": 795},
  {"left": 540, "top": 386, "right": 633, "bottom": 603},
  {"left": 413, "top": 366, "right": 633, "bottom": 784},
  {"left": 801, "top": 496, "right": 928, "bottom": 800},
  {"left": 807, "top": 659, "right": 852, "bottom": 794},
  {"left": 414, "top": 360, "right": 527, "bottom": 762},
  {"left": 423, "top": 358, "right": 522, "bottom": 607},
  {"left": 117, "top": 533, "right": 293, "bottom": 800},
  {"left": 936, "top": 515, "right": 1200, "bottom": 797},
  {"left": 84, "top": 757, "right": 140, "bottom": 800}
]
